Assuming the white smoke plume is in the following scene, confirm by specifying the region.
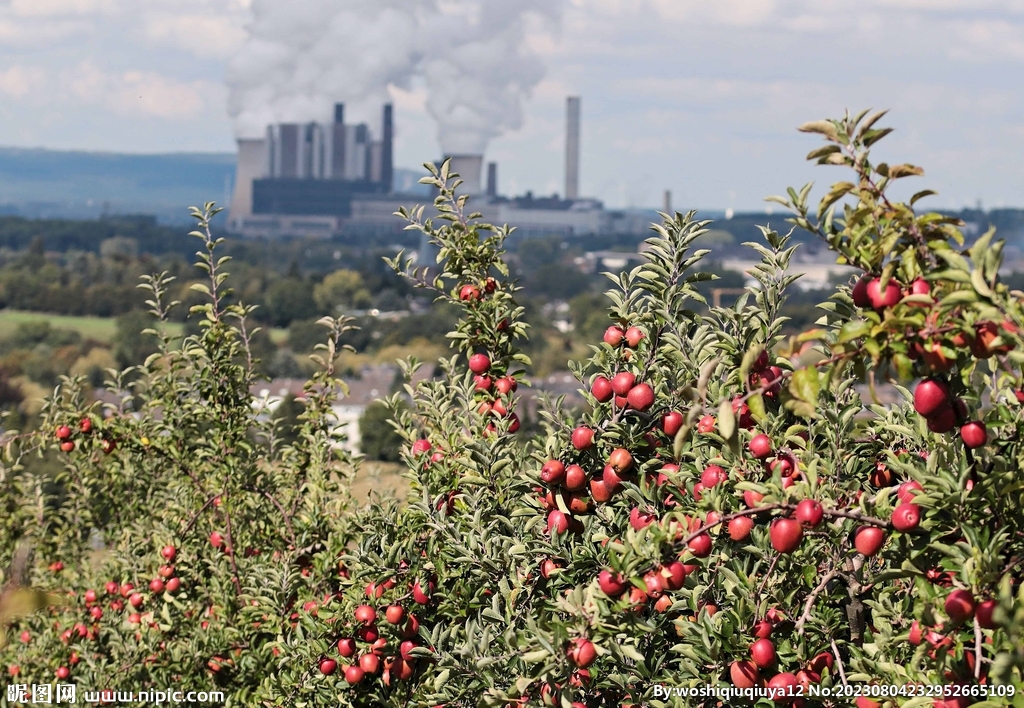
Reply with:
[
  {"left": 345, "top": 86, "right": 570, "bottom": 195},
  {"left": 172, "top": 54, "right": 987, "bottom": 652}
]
[{"left": 226, "top": 0, "right": 565, "bottom": 156}]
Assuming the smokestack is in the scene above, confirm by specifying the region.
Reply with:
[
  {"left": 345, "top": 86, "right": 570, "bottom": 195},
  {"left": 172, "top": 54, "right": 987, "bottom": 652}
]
[
  {"left": 445, "top": 154, "right": 484, "bottom": 195},
  {"left": 382, "top": 104, "right": 394, "bottom": 191},
  {"left": 486, "top": 162, "right": 497, "bottom": 198},
  {"left": 334, "top": 103, "right": 344, "bottom": 124},
  {"left": 330, "top": 104, "right": 346, "bottom": 180},
  {"left": 663, "top": 190, "right": 672, "bottom": 214},
  {"left": 565, "top": 96, "right": 580, "bottom": 201},
  {"left": 229, "top": 138, "right": 268, "bottom": 226}
]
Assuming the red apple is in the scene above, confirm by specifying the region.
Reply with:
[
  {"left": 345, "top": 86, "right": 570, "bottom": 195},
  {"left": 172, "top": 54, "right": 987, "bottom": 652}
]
[
  {"left": 611, "top": 372, "right": 636, "bottom": 396},
  {"left": 626, "top": 384, "right": 655, "bottom": 411},
  {"left": 56, "top": 666, "right": 70, "bottom": 680},
  {"left": 128, "top": 593, "right": 143, "bottom": 609},
  {"left": 564, "top": 464, "right": 587, "bottom": 491},
  {"left": 897, "top": 480, "right": 923, "bottom": 504},
  {"left": 473, "top": 374, "right": 492, "bottom": 391},
  {"left": 794, "top": 500, "right": 823, "bottom": 528},
  {"left": 976, "top": 599, "right": 998, "bottom": 629},
  {"left": 354, "top": 605, "right": 377, "bottom": 625},
  {"left": 866, "top": 277, "right": 901, "bottom": 309},
  {"left": 338, "top": 638, "right": 356, "bottom": 657},
  {"left": 602, "top": 464, "right": 623, "bottom": 493},
  {"left": 459, "top": 284, "right": 481, "bottom": 301},
  {"left": 60, "top": 441, "right": 75, "bottom": 452},
  {"left": 767, "top": 672, "right": 797, "bottom": 703},
  {"left": 701, "top": 464, "right": 725, "bottom": 488},
  {"left": 344, "top": 665, "right": 365, "bottom": 684},
  {"left": 385, "top": 605, "right": 406, "bottom": 625},
  {"left": 160, "top": 545, "right": 176, "bottom": 561},
  {"left": 697, "top": 415, "right": 716, "bottom": 434},
  {"left": 591, "top": 376, "right": 613, "bottom": 402},
  {"left": 608, "top": 448, "right": 634, "bottom": 473},
  {"left": 629, "top": 507, "right": 655, "bottom": 530},
  {"left": 960, "top": 421, "right": 987, "bottom": 449},
  {"left": 769, "top": 518, "right": 803, "bottom": 554},
  {"left": 744, "top": 489, "right": 764, "bottom": 508},
  {"left": 750, "top": 638, "right": 776, "bottom": 668},
  {"left": 56, "top": 425, "right": 72, "bottom": 440},
  {"left": 165, "top": 578, "right": 181, "bottom": 593},
  {"left": 468, "top": 353, "right": 491, "bottom": 374},
  {"left": 854, "top": 526, "right": 885, "bottom": 556},
  {"left": 547, "top": 510, "right": 570, "bottom": 535},
  {"left": 852, "top": 275, "right": 871, "bottom": 307},
  {"left": 662, "top": 561, "right": 687, "bottom": 590},
  {"left": 927, "top": 406, "right": 956, "bottom": 434},
  {"left": 359, "top": 653, "right": 380, "bottom": 674},
  {"left": 590, "top": 477, "right": 613, "bottom": 503},
  {"left": 660, "top": 411, "right": 684, "bottom": 436},
  {"left": 571, "top": 427, "right": 595, "bottom": 450},
  {"left": 495, "top": 376, "right": 517, "bottom": 394},
  {"left": 908, "top": 621, "right": 923, "bottom": 645},
  {"left": 891, "top": 504, "right": 921, "bottom": 532},
  {"left": 568, "top": 638, "right": 597, "bottom": 668},
  {"left": 540, "top": 460, "right": 566, "bottom": 485},
  {"left": 603, "top": 326, "right": 625, "bottom": 346},
  {"left": 913, "top": 378, "right": 950, "bottom": 418},
  {"left": 149, "top": 579, "right": 164, "bottom": 593},
  {"left": 624, "top": 326, "right": 644, "bottom": 347},
  {"left": 751, "top": 620, "right": 772, "bottom": 639},
  {"left": 687, "top": 533, "right": 712, "bottom": 558},
  {"left": 728, "top": 516, "right": 754, "bottom": 541},
  {"left": 730, "top": 660, "right": 760, "bottom": 688},
  {"left": 944, "top": 589, "right": 975, "bottom": 623},
  {"left": 597, "top": 569, "right": 626, "bottom": 597},
  {"left": 209, "top": 531, "right": 224, "bottom": 548},
  {"left": 749, "top": 434, "right": 772, "bottom": 459}
]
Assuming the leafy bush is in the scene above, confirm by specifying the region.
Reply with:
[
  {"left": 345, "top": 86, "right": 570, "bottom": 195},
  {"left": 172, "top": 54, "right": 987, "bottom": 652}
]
[{"left": 2, "top": 114, "right": 1023, "bottom": 708}]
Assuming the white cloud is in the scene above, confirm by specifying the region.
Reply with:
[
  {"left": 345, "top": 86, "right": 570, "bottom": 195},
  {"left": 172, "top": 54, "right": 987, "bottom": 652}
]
[
  {"left": 142, "top": 13, "right": 248, "bottom": 59},
  {"left": 0, "top": 64, "right": 45, "bottom": 97},
  {"left": 65, "top": 60, "right": 222, "bottom": 119}
]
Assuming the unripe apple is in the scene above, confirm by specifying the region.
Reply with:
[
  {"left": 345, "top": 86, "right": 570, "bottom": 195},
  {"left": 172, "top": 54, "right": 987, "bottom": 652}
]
[
  {"left": 571, "top": 426, "right": 595, "bottom": 450},
  {"left": 891, "top": 503, "right": 921, "bottom": 532},
  {"left": 687, "top": 533, "right": 712, "bottom": 558},
  {"left": 468, "top": 353, "right": 491, "bottom": 374},
  {"left": 697, "top": 415, "right": 716, "bottom": 434},
  {"left": 344, "top": 665, "right": 365, "bottom": 684},
  {"left": 976, "top": 599, "right": 998, "bottom": 629},
  {"left": 603, "top": 326, "right": 625, "bottom": 346},
  {"left": 608, "top": 447, "right": 633, "bottom": 473},
  {"left": 727, "top": 515, "right": 754, "bottom": 541},
  {"left": 854, "top": 526, "right": 886, "bottom": 556},
  {"left": 959, "top": 421, "right": 987, "bottom": 449},
  {"left": 944, "top": 589, "right": 975, "bottom": 623},
  {"left": 624, "top": 326, "right": 644, "bottom": 347},
  {"left": 769, "top": 518, "right": 802, "bottom": 554},
  {"left": 660, "top": 411, "right": 684, "bottom": 436},
  {"left": 913, "top": 378, "right": 950, "bottom": 418},
  {"left": 591, "top": 376, "right": 613, "bottom": 402},
  {"left": 851, "top": 275, "right": 871, "bottom": 307},
  {"left": 866, "top": 277, "right": 901, "bottom": 309},
  {"left": 750, "top": 638, "right": 776, "bottom": 668},
  {"left": 540, "top": 460, "right": 566, "bottom": 485},
  {"left": 597, "top": 569, "right": 626, "bottom": 597},
  {"left": 611, "top": 371, "right": 636, "bottom": 396},
  {"left": 338, "top": 637, "right": 356, "bottom": 657},
  {"left": 626, "top": 383, "right": 655, "bottom": 411},
  {"left": 701, "top": 464, "right": 725, "bottom": 488},
  {"left": 794, "top": 500, "right": 823, "bottom": 528},
  {"left": 748, "top": 434, "right": 772, "bottom": 459},
  {"left": 897, "top": 480, "right": 923, "bottom": 504},
  {"left": 730, "top": 660, "right": 760, "bottom": 688},
  {"left": 563, "top": 464, "right": 587, "bottom": 491}
]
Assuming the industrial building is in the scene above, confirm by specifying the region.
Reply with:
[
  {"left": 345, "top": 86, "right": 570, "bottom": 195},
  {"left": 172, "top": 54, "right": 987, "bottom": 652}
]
[{"left": 229, "top": 96, "right": 651, "bottom": 239}]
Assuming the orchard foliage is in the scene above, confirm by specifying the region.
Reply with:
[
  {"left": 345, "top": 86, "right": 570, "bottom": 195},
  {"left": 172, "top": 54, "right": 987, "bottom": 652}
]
[{"left": 2, "top": 114, "right": 1024, "bottom": 707}]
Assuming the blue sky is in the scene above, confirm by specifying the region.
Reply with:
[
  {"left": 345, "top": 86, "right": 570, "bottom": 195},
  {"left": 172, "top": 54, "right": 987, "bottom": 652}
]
[{"left": 1, "top": 0, "right": 1022, "bottom": 211}]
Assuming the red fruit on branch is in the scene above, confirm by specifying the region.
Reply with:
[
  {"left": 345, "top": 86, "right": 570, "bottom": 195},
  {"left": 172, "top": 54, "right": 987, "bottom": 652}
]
[
  {"left": 926, "top": 406, "right": 956, "bottom": 434},
  {"left": 149, "top": 579, "right": 164, "bottom": 593},
  {"left": 749, "top": 434, "right": 772, "bottom": 459},
  {"left": 105, "top": 581, "right": 118, "bottom": 595},
  {"left": 590, "top": 477, "right": 613, "bottom": 503},
  {"left": 547, "top": 510, "right": 570, "bottom": 535},
  {"left": 697, "top": 415, "right": 716, "bottom": 434},
  {"left": 603, "top": 326, "right": 625, "bottom": 346},
  {"left": 854, "top": 526, "right": 885, "bottom": 556},
  {"left": 626, "top": 383, "right": 655, "bottom": 411},
  {"left": 458, "top": 284, "right": 481, "bottom": 301},
  {"left": 728, "top": 516, "right": 754, "bottom": 541},
  {"left": 468, "top": 353, "right": 491, "bottom": 374},
  {"left": 959, "top": 421, "right": 987, "bottom": 449},
  {"left": 629, "top": 507, "right": 655, "bottom": 530},
  {"left": 602, "top": 464, "right": 624, "bottom": 494},
  {"left": 897, "top": 480, "right": 923, "bottom": 504},
  {"left": 474, "top": 375, "right": 493, "bottom": 392},
  {"left": 687, "top": 533, "right": 712, "bottom": 558},
  {"left": 767, "top": 672, "right": 797, "bottom": 703},
  {"left": 852, "top": 276, "right": 871, "bottom": 307},
  {"left": 540, "top": 460, "right": 566, "bottom": 485},
  {"left": 354, "top": 605, "right": 377, "bottom": 625},
  {"left": 908, "top": 621, "right": 923, "bottom": 645},
  {"left": 730, "top": 660, "right": 760, "bottom": 688},
  {"left": 662, "top": 561, "right": 687, "bottom": 590},
  {"left": 56, "top": 666, "right": 71, "bottom": 680},
  {"left": 866, "top": 277, "right": 901, "bottom": 309},
  {"left": 794, "top": 500, "right": 823, "bottom": 528},
  {"left": 344, "top": 665, "right": 365, "bottom": 684},
  {"left": 743, "top": 490, "right": 764, "bottom": 508},
  {"left": 359, "top": 654, "right": 380, "bottom": 674},
  {"left": 338, "top": 638, "right": 356, "bottom": 658},
  {"left": 913, "top": 378, "right": 950, "bottom": 418},
  {"left": 60, "top": 441, "right": 75, "bottom": 453},
  {"left": 101, "top": 438, "right": 116, "bottom": 454},
  {"left": 906, "top": 278, "right": 931, "bottom": 300},
  {"left": 660, "top": 411, "right": 684, "bottom": 436},
  {"left": 750, "top": 638, "right": 776, "bottom": 668},
  {"left": 563, "top": 464, "right": 586, "bottom": 491},
  {"left": 165, "top": 578, "right": 181, "bottom": 593},
  {"left": 79, "top": 417, "right": 93, "bottom": 433},
  {"left": 160, "top": 545, "right": 176, "bottom": 561},
  {"left": 128, "top": 593, "right": 143, "bottom": 609},
  {"left": 597, "top": 569, "right": 626, "bottom": 597},
  {"left": 891, "top": 504, "right": 921, "bottom": 532},
  {"left": 209, "top": 532, "right": 224, "bottom": 548},
  {"left": 591, "top": 376, "right": 613, "bottom": 402},
  {"left": 56, "top": 425, "right": 72, "bottom": 441},
  {"left": 608, "top": 448, "right": 634, "bottom": 473},
  {"left": 568, "top": 638, "right": 597, "bottom": 668},
  {"left": 611, "top": 372, "right": 636, "bottom": 396},
  {"left": 624, "top": 326, "right": 645, "bottom": 348},
  {"left": 385, "top": 605, "right": 406, "bottom": 625},
  {"left": 571, "top": 427, "right": 595, "bottom": 450},
  {"left": 701, "top": 465, "right": 725, "bottom": 488},
  {"left": 944, "top": 589, "right": 975, "bottom": 623},
  {"left": 412, "top": 439, "right": 432, "bottom": 454},
  {"left": 769, "top": 518, "right": 803, "bottom": 554},
  {"left": 411, "top": 580, "right": 433, "bottom": 605},
  {"left": 751, "top": 620, "right": 772, "bottom": 639},
  {"left": 976, "top": 599, "right": 998, "bottom": 629}
]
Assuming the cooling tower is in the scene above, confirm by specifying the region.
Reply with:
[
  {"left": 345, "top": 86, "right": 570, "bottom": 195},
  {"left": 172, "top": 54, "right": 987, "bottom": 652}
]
[
  {"left": 229, "top": 138, "right": 269, "bottom": 226},
  {"left": 445, "top": 154, "right": 484, "bottom": 195}
]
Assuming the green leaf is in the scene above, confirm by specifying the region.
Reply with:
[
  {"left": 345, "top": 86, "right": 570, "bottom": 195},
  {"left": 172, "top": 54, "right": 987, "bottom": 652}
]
[
  {"left": 717, "top": 399, "right": 736, "bottom": 441},
  {"left": 837, "top": 320, "right": 871, "bottom": 344}
]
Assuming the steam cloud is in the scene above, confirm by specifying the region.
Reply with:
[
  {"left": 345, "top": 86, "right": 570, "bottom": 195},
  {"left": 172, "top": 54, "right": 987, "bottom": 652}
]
[{"left": 226, "top": 0, "right": 564, "bottom": 156}]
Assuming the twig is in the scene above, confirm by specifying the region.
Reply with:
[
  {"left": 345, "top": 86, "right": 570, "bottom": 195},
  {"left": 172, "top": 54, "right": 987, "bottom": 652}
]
[
  {"left": 973, "top": 616, "right": 982, "bottom": 681},
  {"left": 757, "top": 554, "right": 780, "bottom": 598},
  {"left": 796, "top": 567, "right": 841, "bottom": 636},
  {"left": 223, "top": 504, "right": 243, "bottom": 597},
  {"left": 830, "top": 638, "right": 848, "bottom": 687},
  {"left": 181, "top": 494, "right": 221, "bottom": 537},
  {"left": 678, "top": 504, "right": 783, "bottom": 547},
  {"left": 246, "top": 486, "right": 298, "bottom": 548}
]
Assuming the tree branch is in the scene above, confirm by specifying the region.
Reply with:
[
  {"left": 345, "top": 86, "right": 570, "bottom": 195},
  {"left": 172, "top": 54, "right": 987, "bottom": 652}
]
[{"left": 795, "top": 566, "right": 841, "bottom": 636}]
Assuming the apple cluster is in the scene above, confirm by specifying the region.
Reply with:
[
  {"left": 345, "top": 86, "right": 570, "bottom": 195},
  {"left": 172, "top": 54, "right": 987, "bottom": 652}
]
[{"left": 54, "top": 417, "right": 116, "bottom": 455}]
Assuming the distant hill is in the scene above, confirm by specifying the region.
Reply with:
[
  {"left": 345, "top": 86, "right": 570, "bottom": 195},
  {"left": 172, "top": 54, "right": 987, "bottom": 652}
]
[{"left": 0, "top": 146, "right": 433, "bottom": 224}]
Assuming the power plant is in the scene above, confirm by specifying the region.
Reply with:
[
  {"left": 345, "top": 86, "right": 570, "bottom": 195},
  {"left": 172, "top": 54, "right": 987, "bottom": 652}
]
[{"left": 229, "top": 96, "right": 649, "bottom": 239}]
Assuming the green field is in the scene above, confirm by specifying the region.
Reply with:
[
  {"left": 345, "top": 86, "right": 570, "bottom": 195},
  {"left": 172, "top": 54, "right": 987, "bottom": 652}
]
[{"left": 0, "top": 310, "right": 292, "bottom": 344}]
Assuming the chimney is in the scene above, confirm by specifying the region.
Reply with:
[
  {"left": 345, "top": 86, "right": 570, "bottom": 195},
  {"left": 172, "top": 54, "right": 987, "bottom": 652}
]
[
  {"left": 663, "top": 190, "right": 672, "bottom": 214},
  {"left": 445, "top": 154, "right": 484, "bottom": 195},
  {"left": 229, "top": 138, "right": 269, "bottom": 227},
  {"left": 486, "top": 162, "right": 497, "bottom": 198},
  {"left": 334, "top": 103, "right": 344, "bottom": 125},
  {"left": 382, "top": 104, "right": 394, "bottom": 191},
  {"left": 565, "top": 96, "right": 580, "bottom": 201}
]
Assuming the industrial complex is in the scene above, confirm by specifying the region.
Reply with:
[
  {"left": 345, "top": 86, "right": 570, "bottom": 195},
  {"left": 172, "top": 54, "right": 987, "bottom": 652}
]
[{"left": 228, "top": 97, "right": 650, "bottom": 239}]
